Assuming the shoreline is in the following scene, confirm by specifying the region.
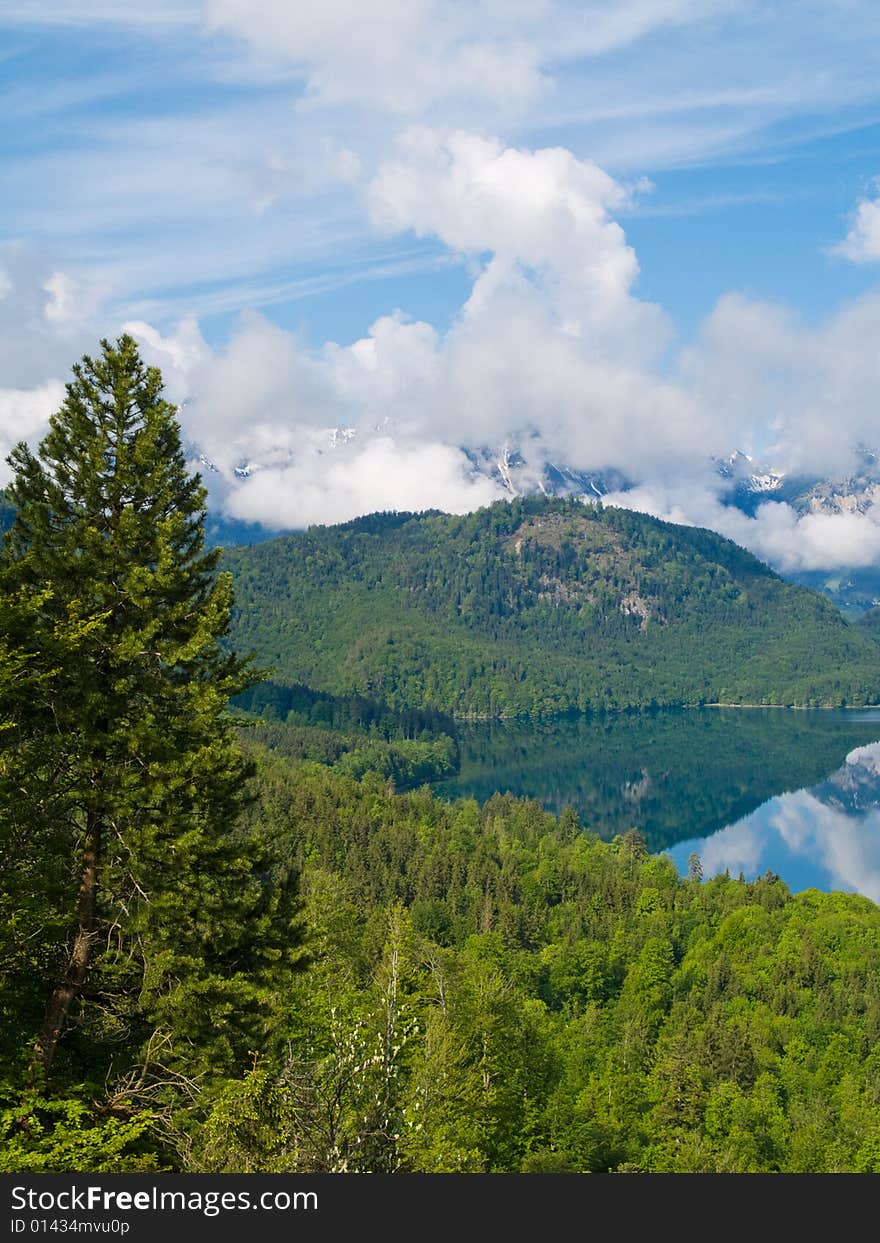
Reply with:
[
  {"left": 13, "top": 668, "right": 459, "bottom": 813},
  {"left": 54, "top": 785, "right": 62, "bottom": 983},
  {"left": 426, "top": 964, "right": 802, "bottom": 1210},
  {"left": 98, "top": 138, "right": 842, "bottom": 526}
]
[
  {"left": 452, "top": 702, "right": 880, "bottom": 722},
  {"left": 703, "top": 702, "right": 880, "bottom": 710}
]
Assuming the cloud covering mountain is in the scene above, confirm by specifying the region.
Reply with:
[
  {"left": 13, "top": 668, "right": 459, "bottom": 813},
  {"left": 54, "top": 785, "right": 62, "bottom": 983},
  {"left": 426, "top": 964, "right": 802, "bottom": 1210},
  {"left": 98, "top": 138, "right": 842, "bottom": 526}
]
[
  {"left": 5, "top": 3, "right": 880, "bottom": 578},
  {"left": 118, "top": 130, "right": 880, "bottom": 575}
]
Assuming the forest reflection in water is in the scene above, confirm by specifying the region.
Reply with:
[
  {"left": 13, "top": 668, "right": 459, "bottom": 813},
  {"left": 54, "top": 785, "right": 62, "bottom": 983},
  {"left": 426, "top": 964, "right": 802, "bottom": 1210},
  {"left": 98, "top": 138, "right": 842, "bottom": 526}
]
[{"left": 436, "top": 708, "right": 880, "bottom": 900}]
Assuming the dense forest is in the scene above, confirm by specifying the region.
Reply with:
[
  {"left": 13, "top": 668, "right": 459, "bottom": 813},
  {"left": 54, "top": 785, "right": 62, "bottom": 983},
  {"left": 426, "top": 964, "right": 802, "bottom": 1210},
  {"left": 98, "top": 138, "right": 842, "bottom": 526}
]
[
  {"left": 233, "top": 680, "right": 460, "bottom": 787},
  {"left": 3, "top": 338, "right": 880, "bottom": 1177},
  {"left": 224, "top": 753, "right": 880, "bottom": 1174},
  {"left": 858, "top": 605, "right": 880, "bottom": 642},
  {"left": 6, "top": 750, "right": 880, "bottom": 1174},
  {"left": 223, "top": 501, "right": 880, "bottom": 716}
]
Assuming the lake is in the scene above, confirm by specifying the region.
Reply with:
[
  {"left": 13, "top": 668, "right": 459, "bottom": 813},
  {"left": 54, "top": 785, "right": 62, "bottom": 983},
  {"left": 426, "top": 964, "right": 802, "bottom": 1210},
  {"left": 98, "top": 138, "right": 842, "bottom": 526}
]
[{"left": 435, "top": 707, "right": 880, "bottom": 904}]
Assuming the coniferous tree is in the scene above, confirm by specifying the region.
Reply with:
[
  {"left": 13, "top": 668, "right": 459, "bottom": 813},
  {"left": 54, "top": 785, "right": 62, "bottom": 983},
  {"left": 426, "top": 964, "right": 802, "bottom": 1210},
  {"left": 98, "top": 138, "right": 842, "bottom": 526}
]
[{"left": 0, "top": 336, "right": 305, "bottom": 1114}]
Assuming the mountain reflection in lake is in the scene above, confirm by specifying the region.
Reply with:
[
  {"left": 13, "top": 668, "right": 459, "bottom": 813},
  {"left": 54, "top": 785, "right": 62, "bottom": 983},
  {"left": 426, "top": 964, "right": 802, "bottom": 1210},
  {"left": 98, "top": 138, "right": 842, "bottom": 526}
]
[{"left": 434, "top": 708, "right": 880, "bottom": 901}]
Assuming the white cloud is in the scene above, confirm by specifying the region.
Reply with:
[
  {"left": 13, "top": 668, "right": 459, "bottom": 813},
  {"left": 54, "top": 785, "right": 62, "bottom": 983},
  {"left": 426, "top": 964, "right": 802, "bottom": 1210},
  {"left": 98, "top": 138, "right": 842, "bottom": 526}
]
[
  {"left": 0, "top": 382, "right": 65, "bottom": 486},
  {"left": 753, "top": 507, "right": 880, "bottom": 573},
  {"left": 124, "top": 131, "right": 700, "bottom": 522},
  {"left": 226, "top": 437, "right": 505, "bottom": 529},
  {"left": 129, "top": 311, "right": 340, "bottom": 482},
  {"left": 7, "top": 111, "right": 880, "bottom": 580},
  {"left": 832, "top": 178, "right": 880, "bottom": 263},
  {"left": 43, "top": 272, "right": 83, "bottom": 331},
  {"left": 368, "top": 128, "right": 652, "bottom": 346},
  {"left": 370, "top": 128, "right": 631, "bottom": 256},
  {"left": 205, "top": 0, "right": 550, "bottom": 115},
  {"left": 117, "top": 131, "right": 880, "bottom": 577},
  {"left": 0, "top": 250, "right": 105, "bottom": 389},
  {"left": 360, "top": 128, "right": 688, "bottom": 468},
  {"left": 323, "top": 311, "right": 441, "bottom": 411},
  {"left": 679, "top": 289, "right": 880, "bottom": 479},
  {"left": 122, "top": 317, "right": 209, "bottom": 392},
  {"left": 607, "top": 481, "right": 880, "bottom": 574},
  {"left": 201, "top": 1, "right": 774, "bottom": 127}
]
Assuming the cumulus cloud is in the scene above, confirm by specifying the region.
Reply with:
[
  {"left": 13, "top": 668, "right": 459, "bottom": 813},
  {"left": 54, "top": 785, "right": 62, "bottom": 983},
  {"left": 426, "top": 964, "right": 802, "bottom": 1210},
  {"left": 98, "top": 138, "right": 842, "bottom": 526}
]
[
  {"left": 134, "top": 308, "right": 486, "bottom": 522},
  {"left": 226, "top": 437, "right": 505, "bottom": 529},
  {"left": 0, "top": 249, "right": 107, "bottom": 387},
  {"left": 370, "top": 129, "right": 632, "bottom": 268},
  {"left": 0, "top": 254, "right": 105, "bottom": 484},
  {"left": 368, "top": 129, "right": 665, "bottom": 353},
  {"left": 745, "top": 507, "right": 880, "bottom": 574},
  {"left": 600, "top": 283, "right": 880, "bottom": 573},
  {"left": 8, "top": 118, "right": 880, "bottom": 578},
  {"left": 123, "top": 317, "right": 209, "bottom": 392},
  {"left": 605, "top": 482, "right": 880, "bottom": 575},
  {"left": 126, "top": 131, "right": 704, "bottom": 523},
  {"left": 361, "top": 128, "right": 693, "bottom": 467},
  {"left": 0, "top": 382, "right": 65, "bottom": 486},
  {"left": 832, "top": 178, "right": 880, "bottom": 264},
  {"left": 678, "top": 290, "right": 880, "bottom": 480},
  {"left": 120, "top": 129, "right": 880, "bottom": 572}
]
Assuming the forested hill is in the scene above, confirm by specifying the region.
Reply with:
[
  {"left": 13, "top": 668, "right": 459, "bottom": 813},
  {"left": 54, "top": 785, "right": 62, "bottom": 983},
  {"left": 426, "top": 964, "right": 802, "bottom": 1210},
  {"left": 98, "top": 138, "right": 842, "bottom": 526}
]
[{"left": 223, "top": 497, "right": 880, "bottom": 717}]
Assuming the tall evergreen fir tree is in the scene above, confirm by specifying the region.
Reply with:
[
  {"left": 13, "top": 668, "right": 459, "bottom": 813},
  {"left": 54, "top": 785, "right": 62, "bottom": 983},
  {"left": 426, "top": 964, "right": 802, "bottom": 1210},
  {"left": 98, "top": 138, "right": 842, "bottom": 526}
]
[{"left": 0, "top": 336, "right": 305, "bottom": 1154}]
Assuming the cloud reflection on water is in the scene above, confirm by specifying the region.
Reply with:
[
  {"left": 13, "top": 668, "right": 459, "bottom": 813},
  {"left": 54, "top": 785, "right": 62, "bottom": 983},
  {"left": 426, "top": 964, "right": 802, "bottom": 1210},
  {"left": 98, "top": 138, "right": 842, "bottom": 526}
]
[{"left": 671, "top": 747, "right": 880, "bottom": 904}]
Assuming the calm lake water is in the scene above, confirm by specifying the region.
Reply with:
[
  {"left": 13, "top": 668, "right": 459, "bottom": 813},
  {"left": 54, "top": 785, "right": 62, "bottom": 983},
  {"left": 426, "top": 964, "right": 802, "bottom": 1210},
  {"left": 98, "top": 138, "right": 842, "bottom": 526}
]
[{"left": 435, "top": 708, "right": 880, "bottom": 904}]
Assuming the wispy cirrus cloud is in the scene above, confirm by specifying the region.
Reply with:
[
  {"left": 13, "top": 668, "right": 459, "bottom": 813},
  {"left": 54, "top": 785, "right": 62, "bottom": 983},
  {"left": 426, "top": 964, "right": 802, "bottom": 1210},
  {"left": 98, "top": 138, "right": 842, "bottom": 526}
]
[
  {"left": 0, "top": 2, "right": 199, "bottom": 28},
  {"left": 5, "top": 0, "right": 880, "bottom": 330}
]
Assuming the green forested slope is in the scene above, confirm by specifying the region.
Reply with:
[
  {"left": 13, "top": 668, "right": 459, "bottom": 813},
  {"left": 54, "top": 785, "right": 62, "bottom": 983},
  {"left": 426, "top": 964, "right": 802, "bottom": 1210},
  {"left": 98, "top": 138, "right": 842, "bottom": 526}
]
[
  {"left": 857, "top": 605, "right": 880, "bottom": 642},
  {"left": 8, "top": 749, "right": 880, "bottom": 1172},
  {"left": 196, "top": 753, "right": 880, "bottom": 1174},
  {"left": 223, "top": 498, "right": 880, "bottom": 716}
]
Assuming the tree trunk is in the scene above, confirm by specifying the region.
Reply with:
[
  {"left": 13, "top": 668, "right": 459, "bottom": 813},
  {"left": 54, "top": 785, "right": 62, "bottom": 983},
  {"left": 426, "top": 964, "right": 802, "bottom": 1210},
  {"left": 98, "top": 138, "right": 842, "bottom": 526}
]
[{"left": 32, "top": 807, "right": 101, "bottom": 1081}]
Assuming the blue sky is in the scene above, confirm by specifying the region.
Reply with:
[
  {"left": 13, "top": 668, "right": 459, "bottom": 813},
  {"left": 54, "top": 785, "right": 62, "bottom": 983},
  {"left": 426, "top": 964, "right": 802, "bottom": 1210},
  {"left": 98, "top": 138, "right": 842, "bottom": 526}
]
[
  {"left": 4, "top": 2, "right": 880, "bottom": 342},
  {"left": 4, "top": 2, "right": 880, "bottom": 568}
]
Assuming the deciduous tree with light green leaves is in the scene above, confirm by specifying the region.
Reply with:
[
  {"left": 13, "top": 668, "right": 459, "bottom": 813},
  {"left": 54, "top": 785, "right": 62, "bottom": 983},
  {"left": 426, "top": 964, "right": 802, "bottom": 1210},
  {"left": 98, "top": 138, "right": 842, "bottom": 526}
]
[{"left": 0, "top": 335, "right": 305, "bottom": 1168}]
